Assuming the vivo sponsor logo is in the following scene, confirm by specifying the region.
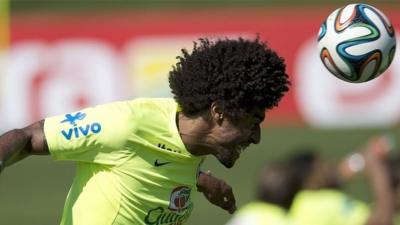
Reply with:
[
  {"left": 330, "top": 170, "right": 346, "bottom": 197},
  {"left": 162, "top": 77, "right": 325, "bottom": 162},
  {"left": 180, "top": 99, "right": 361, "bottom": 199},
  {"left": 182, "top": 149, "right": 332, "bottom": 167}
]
[
  {"left": 60, "top": 112, "right": 102, "bottom": 140},
  {"left": 61, "top": 123, "right": 102, "bottom": 140}
]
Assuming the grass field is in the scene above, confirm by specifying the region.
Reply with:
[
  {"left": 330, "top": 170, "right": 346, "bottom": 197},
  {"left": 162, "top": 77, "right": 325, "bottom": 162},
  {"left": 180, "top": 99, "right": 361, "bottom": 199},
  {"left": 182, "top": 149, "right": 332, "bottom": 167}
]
[{"left": 0, "top": 126, "right": 398, "bottom": 225}]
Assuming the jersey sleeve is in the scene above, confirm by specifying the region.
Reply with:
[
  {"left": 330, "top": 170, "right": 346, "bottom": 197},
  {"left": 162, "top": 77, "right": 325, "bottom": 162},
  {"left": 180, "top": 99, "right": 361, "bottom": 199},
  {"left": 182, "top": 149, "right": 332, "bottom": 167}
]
[
  {"left": 44, "top": 100, "right": 141, "bottom": 165},
  {"left": 289, "top": 190, "right": 369, "bottom": 225}
]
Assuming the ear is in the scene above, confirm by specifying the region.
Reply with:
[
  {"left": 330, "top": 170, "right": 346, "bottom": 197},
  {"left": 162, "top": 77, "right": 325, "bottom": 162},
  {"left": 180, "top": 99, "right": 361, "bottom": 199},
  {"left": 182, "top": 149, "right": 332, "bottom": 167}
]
[{"left": 210, "top": 102, "right": 224, "bottom": 124}]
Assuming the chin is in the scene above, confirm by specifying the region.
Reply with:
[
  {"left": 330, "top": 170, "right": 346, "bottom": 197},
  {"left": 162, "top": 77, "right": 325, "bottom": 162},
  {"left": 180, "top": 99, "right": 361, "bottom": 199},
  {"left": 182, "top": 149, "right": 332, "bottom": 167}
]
[
  {"left": 220, "top": 158, "right": 236, "bottom": 168},
  {"left": 220, "top": 161, "right": 233, "bottom": 168},
  {"left": 214, "top": 150, "right": 237, "bottom": 168},
  {"left": 224, "top": 162, "right": 234, "bottom": 168}
]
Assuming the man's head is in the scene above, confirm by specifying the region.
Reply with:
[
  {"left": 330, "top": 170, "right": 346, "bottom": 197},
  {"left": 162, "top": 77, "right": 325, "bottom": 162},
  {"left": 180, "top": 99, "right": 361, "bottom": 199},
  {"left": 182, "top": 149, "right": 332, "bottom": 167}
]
[
  {"left": 257, "top": 151, "right": 319, "bottom": 209},
  {"left": 169, "top": 37, "right": 290, "bottom": 168},
  {"left": 298, "top": 151, "right": 342, "bottom": 190},
  {"left": 257, "top": 163, "right": 298, "bottom": 210},
  {"left": 277, "top": 150, "right": 340, "bottom": 194}
]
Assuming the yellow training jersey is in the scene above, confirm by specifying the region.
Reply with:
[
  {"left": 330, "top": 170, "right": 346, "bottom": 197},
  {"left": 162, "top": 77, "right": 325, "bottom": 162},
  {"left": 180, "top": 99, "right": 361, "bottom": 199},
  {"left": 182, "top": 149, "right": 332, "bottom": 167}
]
[
  {"left": 44, "top": 98, "right": 205, "bottom": 225},
  {"left": 289, "top": 189, "right": 369, "bottom": 225},
  {"left": 226, "top": 201, "right": 292, "bottom": 225}
]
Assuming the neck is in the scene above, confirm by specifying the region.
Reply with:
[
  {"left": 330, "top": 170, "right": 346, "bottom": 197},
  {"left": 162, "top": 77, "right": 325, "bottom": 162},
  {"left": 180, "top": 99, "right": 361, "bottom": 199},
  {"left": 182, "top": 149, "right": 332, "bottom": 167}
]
[{"left": 177, "top": 112, "right": 215, "bottom": 156}]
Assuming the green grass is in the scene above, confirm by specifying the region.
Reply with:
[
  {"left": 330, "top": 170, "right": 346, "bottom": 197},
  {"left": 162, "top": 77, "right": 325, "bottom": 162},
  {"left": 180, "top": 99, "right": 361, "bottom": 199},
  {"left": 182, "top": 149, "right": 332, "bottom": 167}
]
[{"left": 0, "top": 126, "right": 399, "bottom": 225}]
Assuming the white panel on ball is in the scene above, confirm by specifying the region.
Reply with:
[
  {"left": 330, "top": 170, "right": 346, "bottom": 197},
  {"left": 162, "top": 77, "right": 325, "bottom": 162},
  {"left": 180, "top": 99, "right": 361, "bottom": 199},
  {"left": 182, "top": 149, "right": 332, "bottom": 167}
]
[{"left": 317, "top": 3, "right": 396, "bottom": 83}]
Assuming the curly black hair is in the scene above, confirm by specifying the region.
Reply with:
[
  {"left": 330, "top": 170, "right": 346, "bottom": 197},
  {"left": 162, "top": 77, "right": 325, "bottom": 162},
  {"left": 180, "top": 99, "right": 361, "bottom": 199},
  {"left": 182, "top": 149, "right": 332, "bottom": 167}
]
[{"left": 169, "top": 37, "right": 290, "bottom": 119}]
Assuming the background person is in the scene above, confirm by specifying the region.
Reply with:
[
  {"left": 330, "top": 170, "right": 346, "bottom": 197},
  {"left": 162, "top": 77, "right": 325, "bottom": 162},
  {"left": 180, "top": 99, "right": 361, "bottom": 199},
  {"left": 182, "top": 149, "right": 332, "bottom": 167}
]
[
  {"left": 225, "top": 164, "right": 294, "bottom": 225},
  {"left": 225, "top": 149, "right": 318, "bottom": 225},
  {"left": 290, "top": 136, "right": 395, "bottom": 225}
]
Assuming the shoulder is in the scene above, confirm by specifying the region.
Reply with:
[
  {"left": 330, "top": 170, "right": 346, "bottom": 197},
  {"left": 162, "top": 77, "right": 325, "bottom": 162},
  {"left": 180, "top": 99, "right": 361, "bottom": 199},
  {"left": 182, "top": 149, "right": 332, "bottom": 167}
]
[
  {"left": 130, "top": 98, "right": 176, "bottom": 108},
  {"left": 294, "top": 189, "right": 345, "bottom": 200},
  {"left": 291, "top": 189, "right": 369, "bottom": 214},
  {"left": 128, "top": 98, "right": 177, "bottom": 114},
  {"left": 239, "top": 201, "right": 286, "bottom": 215},
  {"left": 89, "top": 98, "right": 176, "bottom": 116},
  {"left": 230, "top": 202, "right": 289, "bottom": 225}
]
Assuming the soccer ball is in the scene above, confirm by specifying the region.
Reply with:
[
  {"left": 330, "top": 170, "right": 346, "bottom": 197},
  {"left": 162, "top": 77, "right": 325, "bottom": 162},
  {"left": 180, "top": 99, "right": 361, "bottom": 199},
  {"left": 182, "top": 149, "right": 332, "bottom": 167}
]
[{"left": 317, "top": 3, "right": 396, "bottom": 83}]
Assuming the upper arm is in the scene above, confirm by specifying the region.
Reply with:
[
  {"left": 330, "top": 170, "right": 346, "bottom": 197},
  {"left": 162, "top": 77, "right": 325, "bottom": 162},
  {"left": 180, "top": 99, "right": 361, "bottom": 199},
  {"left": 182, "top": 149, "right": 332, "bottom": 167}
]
[
  {"left": 43, "top": 101, "right": 138, "bottom": 164},
  {"left": 24, "top": 119, "right": 49, "bottom": 155}
]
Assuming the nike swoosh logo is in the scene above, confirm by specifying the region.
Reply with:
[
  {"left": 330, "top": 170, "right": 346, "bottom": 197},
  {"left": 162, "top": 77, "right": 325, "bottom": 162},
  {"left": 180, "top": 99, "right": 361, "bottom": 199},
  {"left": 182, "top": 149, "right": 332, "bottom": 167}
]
[{"left": 154, "top": 160, "right": 171, "bottom": 167}]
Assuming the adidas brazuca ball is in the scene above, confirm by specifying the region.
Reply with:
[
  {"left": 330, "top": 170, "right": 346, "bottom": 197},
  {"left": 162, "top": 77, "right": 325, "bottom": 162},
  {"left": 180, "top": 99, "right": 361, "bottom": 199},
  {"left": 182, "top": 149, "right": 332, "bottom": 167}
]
[{"left": 318, "top": 3, "right": 396, "bottom": 83}]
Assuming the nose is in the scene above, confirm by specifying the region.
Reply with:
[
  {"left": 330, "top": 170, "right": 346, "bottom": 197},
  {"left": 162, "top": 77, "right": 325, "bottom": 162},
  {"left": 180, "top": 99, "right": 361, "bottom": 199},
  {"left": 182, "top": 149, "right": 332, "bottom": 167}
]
[{"left": 250, "top": 125, "right": 261, "bottom": 144}]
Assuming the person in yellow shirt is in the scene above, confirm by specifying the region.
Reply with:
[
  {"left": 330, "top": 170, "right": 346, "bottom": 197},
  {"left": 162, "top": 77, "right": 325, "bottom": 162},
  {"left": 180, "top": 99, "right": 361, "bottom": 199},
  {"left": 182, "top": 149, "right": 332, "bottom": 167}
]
[
  {"left": 290, "top": 136, "right": 395, "bottom": 225},
  {"left": 226, "top": 164, "right": 294, "bottom": 225},
  {"left": 0, "top": 37, "right": 290, "bottom": 225},
  {"left": 225, "top": 149, "right": 319, "bottom": 225}
]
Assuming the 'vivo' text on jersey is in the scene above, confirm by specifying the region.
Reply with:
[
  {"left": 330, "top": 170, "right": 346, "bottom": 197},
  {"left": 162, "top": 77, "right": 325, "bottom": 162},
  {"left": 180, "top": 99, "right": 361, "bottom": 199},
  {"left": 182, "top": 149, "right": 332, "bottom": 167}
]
[{"left": 60, "top": 112, "right": 102, "bottom": 140}]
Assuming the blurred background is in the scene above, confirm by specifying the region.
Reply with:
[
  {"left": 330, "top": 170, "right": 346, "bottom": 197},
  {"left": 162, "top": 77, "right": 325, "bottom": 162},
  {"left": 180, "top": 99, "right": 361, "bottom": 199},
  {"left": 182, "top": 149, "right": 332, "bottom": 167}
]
[{"left": 0, "top": 0, "right": 399, "bottom": 224}]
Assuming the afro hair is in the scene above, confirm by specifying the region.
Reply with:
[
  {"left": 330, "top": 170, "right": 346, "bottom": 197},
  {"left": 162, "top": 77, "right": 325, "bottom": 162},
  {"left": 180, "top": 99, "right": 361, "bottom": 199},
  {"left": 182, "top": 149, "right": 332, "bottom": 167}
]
[{"left": 169, "top": 37, "right": 290, "bottom": 119}]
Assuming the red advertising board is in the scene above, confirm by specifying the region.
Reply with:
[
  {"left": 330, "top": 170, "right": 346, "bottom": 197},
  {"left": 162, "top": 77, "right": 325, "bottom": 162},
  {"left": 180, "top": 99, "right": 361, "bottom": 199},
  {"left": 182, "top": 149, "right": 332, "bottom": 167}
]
[{"left": 5, "top": 7, "right": 400, "bottom": 129}]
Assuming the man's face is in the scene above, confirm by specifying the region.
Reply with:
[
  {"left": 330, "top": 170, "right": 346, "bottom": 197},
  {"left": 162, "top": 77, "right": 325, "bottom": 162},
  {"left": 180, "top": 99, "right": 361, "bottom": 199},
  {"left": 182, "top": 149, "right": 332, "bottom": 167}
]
[{"left": 210, "top": 108, "right": 265, "bottom": 168}]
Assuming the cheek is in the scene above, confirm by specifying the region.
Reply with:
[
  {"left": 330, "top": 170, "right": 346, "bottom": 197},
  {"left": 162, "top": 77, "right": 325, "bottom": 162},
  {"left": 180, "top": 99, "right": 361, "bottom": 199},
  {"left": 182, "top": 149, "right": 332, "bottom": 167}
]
[{"left": 220, "top": 126, "right": 247, "bottom": 142}]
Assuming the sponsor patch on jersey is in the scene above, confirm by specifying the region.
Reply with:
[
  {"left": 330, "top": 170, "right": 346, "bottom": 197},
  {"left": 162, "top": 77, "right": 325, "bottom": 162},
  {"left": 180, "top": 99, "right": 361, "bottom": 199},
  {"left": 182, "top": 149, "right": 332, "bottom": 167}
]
[
  {"left": 60, "top": 112, "right": 102, "bottom": 140},
  {"left": 144, "top": 186, "right": 193, "bottom": 225},
  {"left": 168, "top": 186, "right": 191, "bottom": 213}
]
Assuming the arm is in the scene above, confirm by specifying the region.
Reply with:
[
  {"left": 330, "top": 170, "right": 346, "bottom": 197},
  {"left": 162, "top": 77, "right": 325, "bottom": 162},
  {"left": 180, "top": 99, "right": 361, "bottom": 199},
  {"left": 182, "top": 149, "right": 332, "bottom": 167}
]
[
  {"left": 363, "top": 148, "right": 394, "bottom": 225},
  {"left": 0, "top": 120, "right": 48, "bottom": 172},
  {"left": 196, "top": 170, "right": 237, "bottom": 214}
]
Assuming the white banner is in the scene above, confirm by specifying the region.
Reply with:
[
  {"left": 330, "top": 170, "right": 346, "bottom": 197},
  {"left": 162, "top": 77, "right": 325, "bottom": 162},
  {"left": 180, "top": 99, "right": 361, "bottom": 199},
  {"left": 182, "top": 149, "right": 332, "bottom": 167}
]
[{"left": 295, "top": 37, "right": 400, "bottom": 128}]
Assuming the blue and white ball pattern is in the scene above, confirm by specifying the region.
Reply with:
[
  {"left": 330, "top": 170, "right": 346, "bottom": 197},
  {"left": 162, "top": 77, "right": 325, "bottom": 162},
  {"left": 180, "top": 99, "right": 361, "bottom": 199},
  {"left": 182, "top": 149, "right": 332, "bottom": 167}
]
[{"left": 318, "top": 4, "right": 396, "bottom": 83}]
